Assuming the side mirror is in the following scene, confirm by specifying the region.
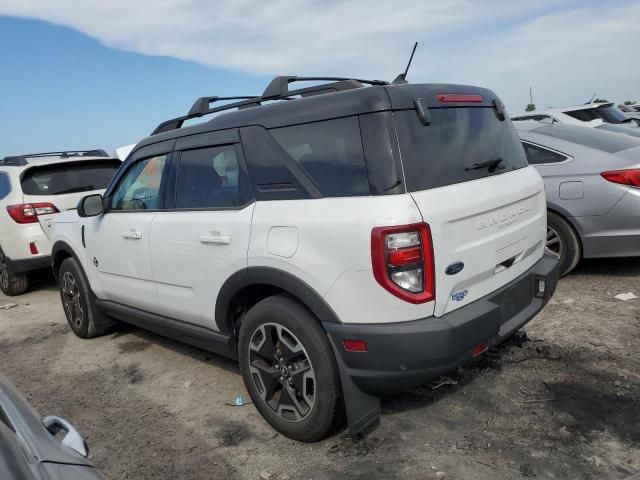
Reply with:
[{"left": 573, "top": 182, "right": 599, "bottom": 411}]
[
  {"left": 43, "top": 415, "right": 89, "bottom": 457},
  {"left": 77, "top": 194, "right": 104, "bottom": 217}
]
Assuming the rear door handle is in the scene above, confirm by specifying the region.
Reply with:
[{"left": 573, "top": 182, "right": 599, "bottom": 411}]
[
  {"left": 199, "top": 233, "right": 232, "bottom": 245},
  {"left": 121, "top": 230, "right": 143, "bottom": 239}
]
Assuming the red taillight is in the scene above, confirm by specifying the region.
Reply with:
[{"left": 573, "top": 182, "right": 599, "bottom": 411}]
[
  {"left": 343, "top": 339, "right": 368, "bottom": 352},
  {"left": 6, "top": 203, "right": 59, "bottom": 224},
  {"left": 437, "top": 93, "right": 484, "bottom": 103},
  {"left": 601, "top": 169, "right": 640, "bottom": 187},
  {"left": 29, "top": 242, "right": 38, "bottom": 255},
  {"left": 471, "top": 342, "right": 488, "bottom": 357},
  {"left": 371, "top": 223, "right": 435, "bottom": 304}
]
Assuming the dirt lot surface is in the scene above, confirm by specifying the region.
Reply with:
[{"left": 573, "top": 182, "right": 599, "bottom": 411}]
[{"left": 1, "top": 259, "right": 639, "bottom": 480}]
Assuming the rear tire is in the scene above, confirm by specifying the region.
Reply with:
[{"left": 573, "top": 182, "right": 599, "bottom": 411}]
[
  {"left": 58, "top": 257, "right": 115, "bottom": 338},
  {"left": 238, "top": 294, "right": 344, "bottom": 442},
  {"left": 0, "top": 247, "right": 29, "bottom": 296},
  {"left": 547, "top": 211, "right": 581, "bottom": 277}
]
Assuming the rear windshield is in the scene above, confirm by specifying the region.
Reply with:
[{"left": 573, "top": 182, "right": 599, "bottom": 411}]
[
  {"left": 533, "top": 124, "right": 640, "bottom": 153},
  {"left": 564, "top": 105, "right": 629, "bottom": 124},
  {"left": 395, "top": 107, "right": 528, "bottom": 192},
  {"left": 21, "top": 160, "right": 121, "bottom": 196}
]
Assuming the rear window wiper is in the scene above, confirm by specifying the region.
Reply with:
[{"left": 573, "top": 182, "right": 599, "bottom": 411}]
[{"left": 465, "top": 157, "right": 505, "bottom": 172}]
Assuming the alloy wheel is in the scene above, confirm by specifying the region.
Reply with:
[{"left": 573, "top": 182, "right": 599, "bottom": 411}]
[
  {"left": 248, "top": 323, "right": 316, "bottom": 422},
  {"left": 546, "top": 226, "right": 563, "bottom": 257},
  {"left": 62, "top": 272, "right": 84, "bottom": 329}
]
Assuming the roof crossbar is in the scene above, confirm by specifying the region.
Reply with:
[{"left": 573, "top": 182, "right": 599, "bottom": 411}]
[
  {"left": 151, "top": 75, "right": 390, "bottom": 136},
  {"left": 261, "top": 76, "right": 388, "bottom": 100},
  {"left": 188, "top": 96, "right": 261, "bottom": 117}
]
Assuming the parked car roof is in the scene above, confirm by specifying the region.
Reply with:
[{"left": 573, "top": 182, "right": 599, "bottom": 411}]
[{"left": 515, "top": 121, "right": 640, "bottom": 156}]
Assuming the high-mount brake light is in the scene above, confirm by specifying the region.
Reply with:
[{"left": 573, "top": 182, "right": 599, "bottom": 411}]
[
  {"left": 601, "top": 169, "right": 640, "bottom": 187},
  {"left": 437, "top": 94, "right": 484, "bottom": 103},
  {"left": 6, "top": 203, "right": 59, "bottom": 224},
  {"left": 371, "top": 223, "right": 435, "bottom": 304}
]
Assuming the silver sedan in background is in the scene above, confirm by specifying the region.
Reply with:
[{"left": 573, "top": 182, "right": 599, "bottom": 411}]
[{"left": 516, "top": 122, "right": 640, "bottom": 276}]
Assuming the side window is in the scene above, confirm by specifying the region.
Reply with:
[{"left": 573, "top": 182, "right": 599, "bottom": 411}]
[
  {"left": 176, "top": 144, "right": 249, "bottom": 209},
  {"left": 110, "top": 155, "right": 167, "bottom": 210},
  {"left": 564, "top": 109, "right": 598, "bottom": 122},
  {"left": 0, "top": 173, "right": 11, "bottom": 200},
  {"left": 269, "top": 117, "right": 370, "bottom": 197},
  {"left": 522, "top": 143, "right": 567, "bottom": 165}
]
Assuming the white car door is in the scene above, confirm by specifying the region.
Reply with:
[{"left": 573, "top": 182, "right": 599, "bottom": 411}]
[
  {"left": 84, "top": 142, "right": 173, "bottom": 312},
  {"left": 149, "top": 132, "right": 254, "bottom": 329}
]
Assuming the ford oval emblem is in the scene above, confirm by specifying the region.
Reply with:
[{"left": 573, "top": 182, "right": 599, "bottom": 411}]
[{"left": 445, "top": 261, "right": 465, "bottom": 275}]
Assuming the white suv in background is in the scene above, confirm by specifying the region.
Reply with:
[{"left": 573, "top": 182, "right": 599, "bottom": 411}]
[
  {"left": 0, "top": 151, "right": 121, "bottom": 295},
  {"left": 512, "top": 102, "right": 640, "bottom": 129},
  {"left": 52, "top": 76, "right": 559, "bottom": 442}
]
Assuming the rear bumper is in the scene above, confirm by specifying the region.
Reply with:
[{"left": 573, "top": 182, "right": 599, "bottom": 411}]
[
  {"left": 573, "top": 190, "right": 640, "bottom": 258},
  {"left": 6, "top": 255, "right": 52, "bottom": 274},
  {"left": 325, "top": 252, "right": 559, "bottom": 394}
]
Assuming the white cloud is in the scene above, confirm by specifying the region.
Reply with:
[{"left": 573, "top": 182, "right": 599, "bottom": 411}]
[{"left": 1, "top": 0, "right": 638, "bottom": 110}]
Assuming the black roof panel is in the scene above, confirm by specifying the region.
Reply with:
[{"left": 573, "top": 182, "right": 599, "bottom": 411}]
[{"left": 134, "top": 82, "right": 501, "bottom": 156}]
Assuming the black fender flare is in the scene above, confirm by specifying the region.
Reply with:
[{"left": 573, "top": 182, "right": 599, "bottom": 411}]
[
  {"left": 214, "top": 266, "right": 342, "bottom": 335},
  {"left": 51, "top": 240, "right": 83, "bottom": 279}
]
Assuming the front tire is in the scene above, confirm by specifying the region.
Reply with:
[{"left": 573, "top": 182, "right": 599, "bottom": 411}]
[
  {"left": 238, "top": 294, "right": 344, "bottom": 442},
  {"left": 58, "top": 257, "right": 114, "bottom": 338},
  {"left": 0, "top": 247, "right": 29, "bottom": 296},
  {"left": 547, "top": 211, "right": 581, "bottom": 277}
]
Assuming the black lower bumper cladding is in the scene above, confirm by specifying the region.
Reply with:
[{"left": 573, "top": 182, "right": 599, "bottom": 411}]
[{"left": 326, "top": 252, "right": 559, "bottom": 435}]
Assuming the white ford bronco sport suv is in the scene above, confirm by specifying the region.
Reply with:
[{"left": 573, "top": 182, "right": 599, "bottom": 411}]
[
  {"left": 51, "top": 76, "right": 559, "bottom": 442},
  {"left": 0, "top": 151, "right": 120, "bottom": 295}
]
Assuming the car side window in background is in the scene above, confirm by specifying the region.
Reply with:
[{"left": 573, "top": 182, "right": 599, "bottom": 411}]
[
  {"left": 110, "top": 155, "right": 167, "bottom": 211},
  {"left": 176, "top": 145, "right": 250, "bottom": 209},
  {"left": 0, "top": 173, "right": 10, "bottom": 200},
  {"left": 522, "top": 143, "right": 567, "bottom": 165},
  {"left": 269, "top": 117, "right": 370, "bottom": 197},
  {"left": 564, "top": 109, "right": 599, "bottom": 122}
]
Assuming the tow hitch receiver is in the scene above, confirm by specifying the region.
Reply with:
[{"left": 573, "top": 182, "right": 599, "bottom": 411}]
[{"left": 508, "top": 330, "right": 528, "bottom": 348}]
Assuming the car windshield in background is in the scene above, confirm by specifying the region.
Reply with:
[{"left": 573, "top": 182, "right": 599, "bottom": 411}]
[
  {"left": 532, "top": 124, "right": 640, "bottom": 153},
  {"left": 21, "top": 160, "right": 120, "bottom": 195},
  {"left": 395, "top": 107, "right": 528, "bottom": 192}
]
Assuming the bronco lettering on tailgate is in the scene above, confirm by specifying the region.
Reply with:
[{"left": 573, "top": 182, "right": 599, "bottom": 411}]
[{"left": 478, "top": 203, "right": 531, "bottom": 230}]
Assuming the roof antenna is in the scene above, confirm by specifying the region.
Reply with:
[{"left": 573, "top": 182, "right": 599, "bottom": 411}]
[
  {"left": 585, "top": 92, "right": 597, "bottom": 104},
  {"left": 393, "top": 42, "right": 418, "bottom": 84}
]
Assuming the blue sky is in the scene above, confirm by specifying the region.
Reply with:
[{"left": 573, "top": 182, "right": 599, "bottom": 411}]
[
  {"left": 1, "top": 0, "right": 639, "bottom": 157},
  {"left": 0, "top": 16, "right": 267, "bottom": 157}
]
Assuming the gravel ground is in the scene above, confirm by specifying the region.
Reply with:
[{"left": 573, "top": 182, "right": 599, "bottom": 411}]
[{"left": 1, "top": 258, "right": 639, "bottom": 480}]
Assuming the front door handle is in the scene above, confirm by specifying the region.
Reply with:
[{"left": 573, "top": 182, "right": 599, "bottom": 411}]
[
  {"left": 121, "top": 230, "right": 143, "bottom": 239},
  {"left": 199, "top": 233, "right": 232, "bottom": 245}
]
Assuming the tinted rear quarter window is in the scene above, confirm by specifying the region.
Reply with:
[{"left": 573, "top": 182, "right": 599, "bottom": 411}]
[
  {"left": 21, "top": 160, "right": 121, "bottom": 196},
  {"left": 533, "top": 125, "right": 640, "bottom": 153},
  {"left": 395, "top": 107, "right": 528, "bottom": 192},
  {"left": 522, "top": 142, "right": 567, "bottom": 164},
  {"left": 269, "top": 117, "right": 370, "bottom": 197}
]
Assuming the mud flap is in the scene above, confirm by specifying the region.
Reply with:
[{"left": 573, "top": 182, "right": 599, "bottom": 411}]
[{"left": 328, "top": 338, "right": 381, "bottom": 436}]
